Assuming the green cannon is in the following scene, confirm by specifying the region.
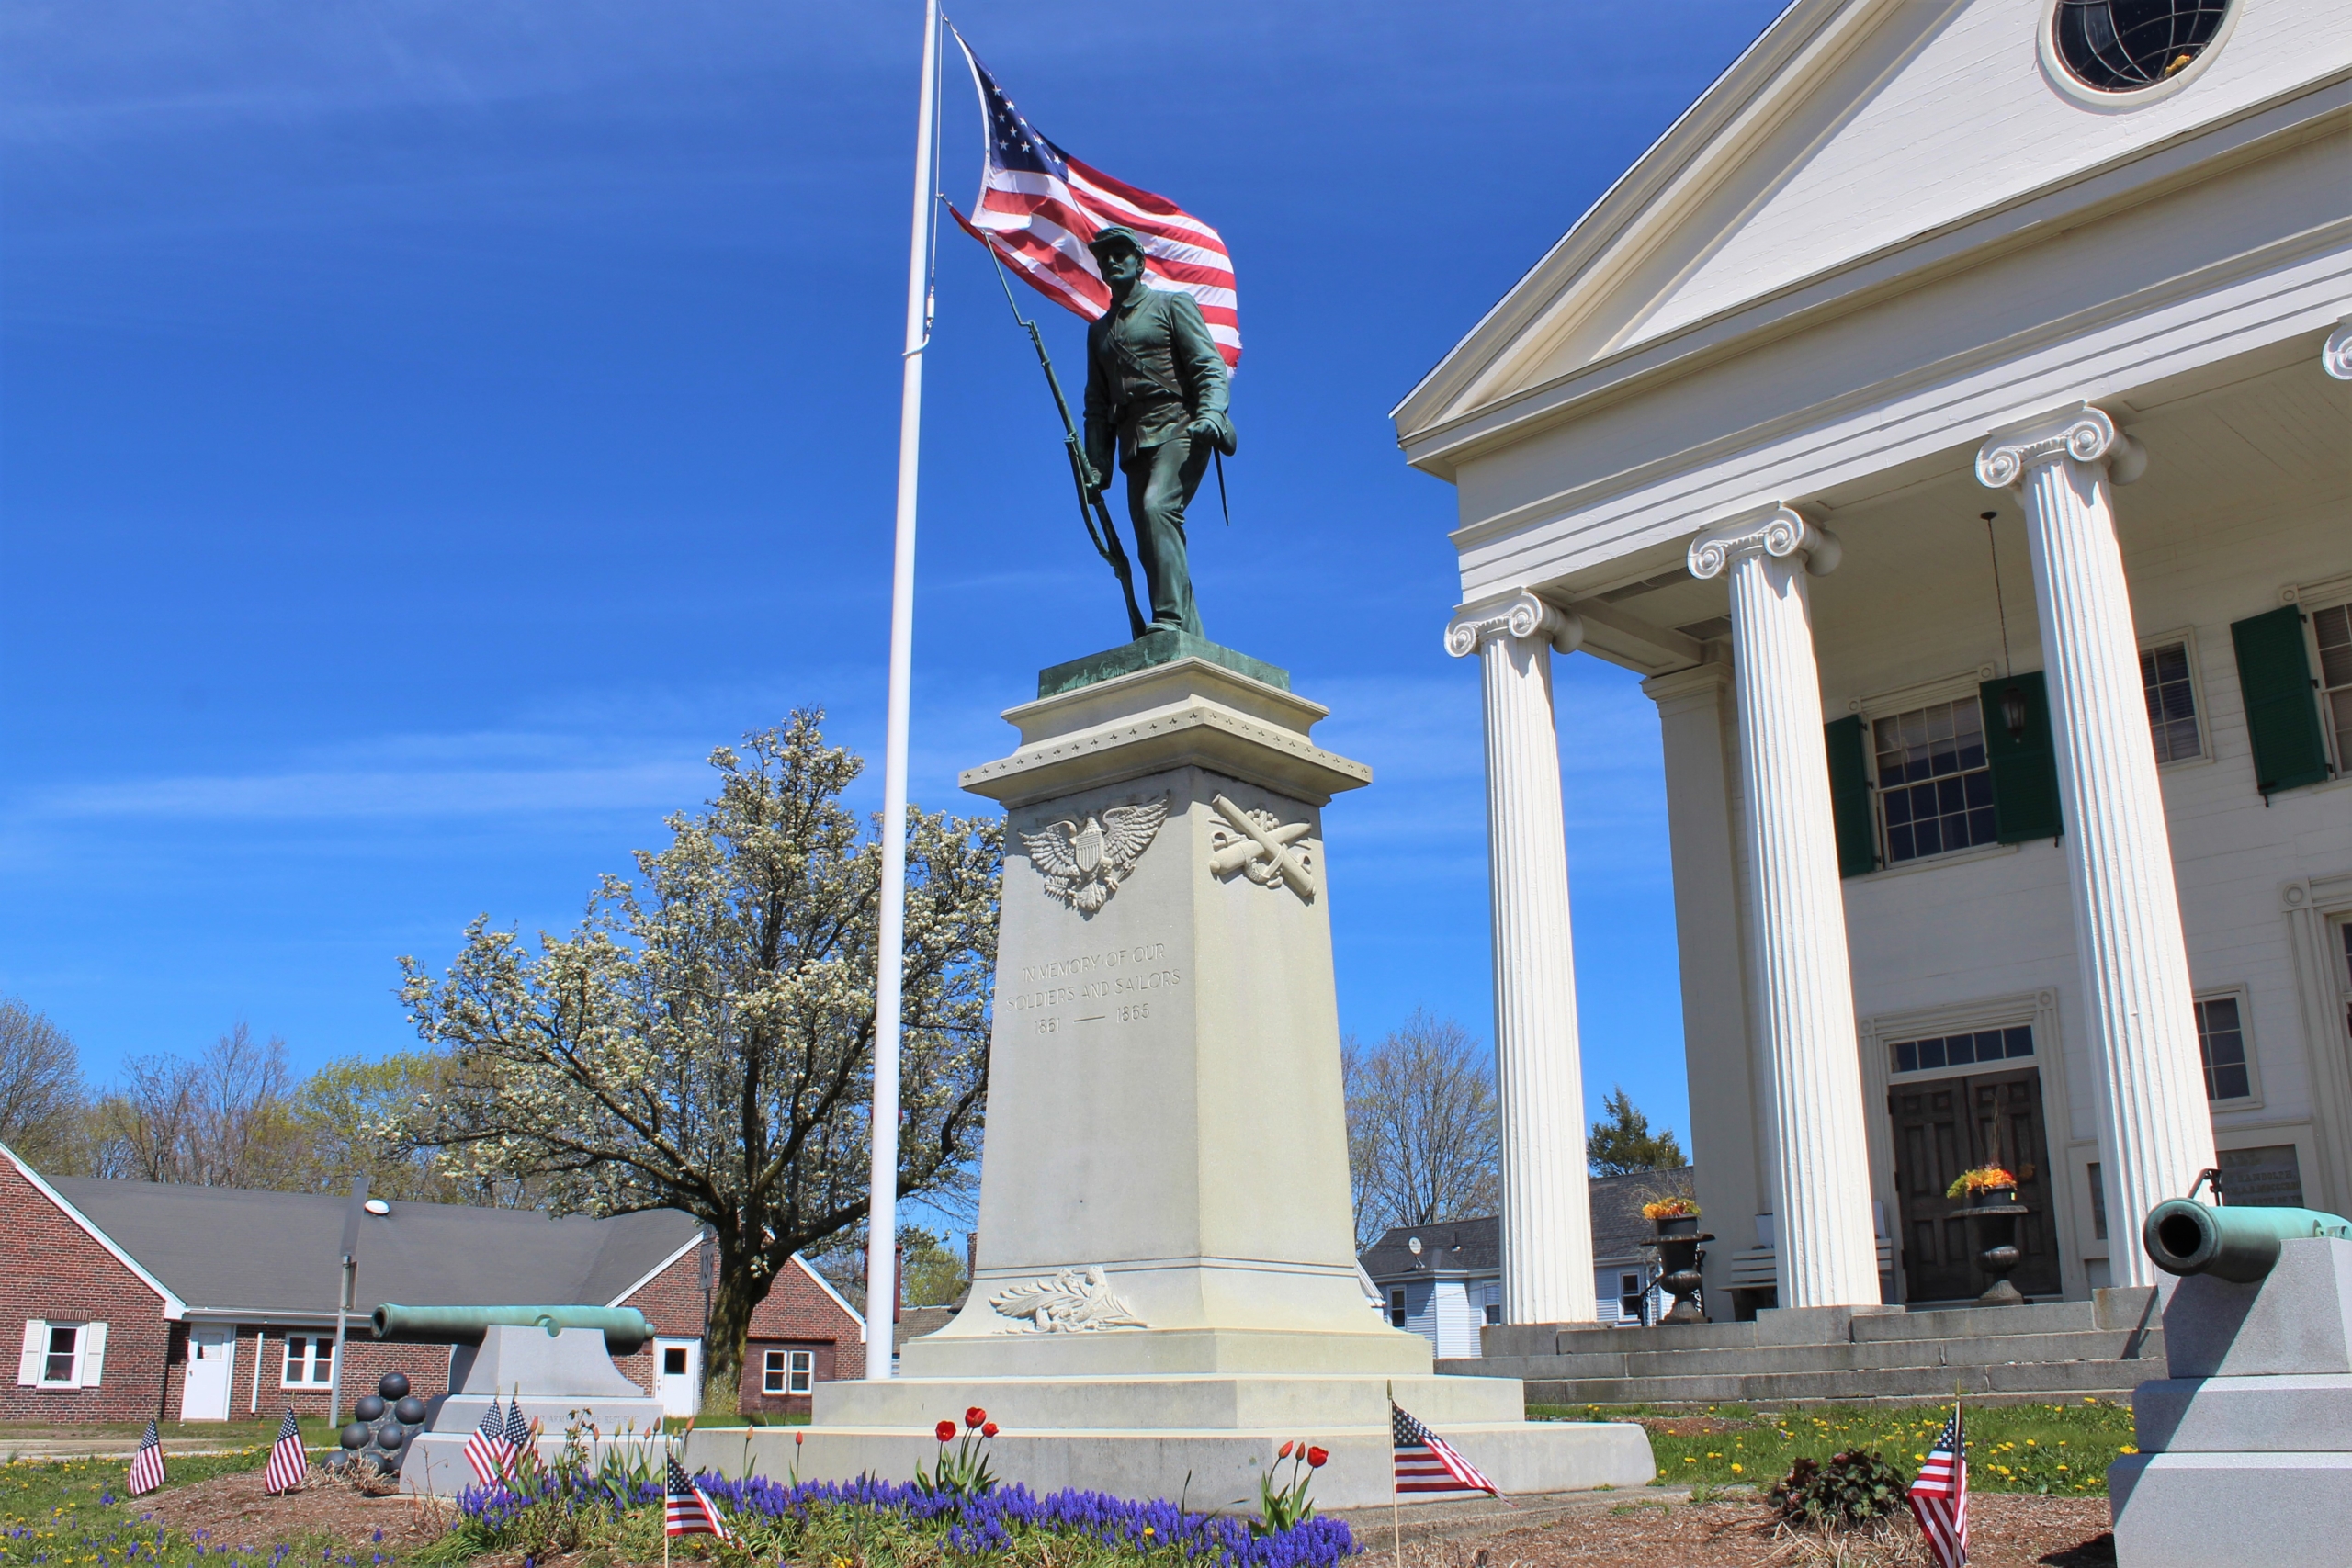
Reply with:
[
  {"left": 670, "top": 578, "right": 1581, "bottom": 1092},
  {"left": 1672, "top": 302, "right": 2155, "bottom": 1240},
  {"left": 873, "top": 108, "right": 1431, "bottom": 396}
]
[
  {"left": 2143, "top": 1201, "right": 2352, "bottom": 1283},
  {"left": 370, "top": 1303, "right": 653, "bottom": 1356}
]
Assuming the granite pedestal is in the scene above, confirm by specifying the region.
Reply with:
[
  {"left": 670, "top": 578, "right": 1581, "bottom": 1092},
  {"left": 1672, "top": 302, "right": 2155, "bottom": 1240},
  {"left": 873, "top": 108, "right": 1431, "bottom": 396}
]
[
  {"left": 400, "top": 1325, "right": 666, "bottom": 1495},
  {"left": 690, "top": 644, "right": 1653, "bottom": 1508}
]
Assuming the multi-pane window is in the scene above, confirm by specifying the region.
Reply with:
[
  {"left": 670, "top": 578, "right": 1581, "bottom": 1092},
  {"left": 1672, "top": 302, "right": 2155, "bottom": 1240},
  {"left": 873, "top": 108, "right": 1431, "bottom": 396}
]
[
  {"left": 1387, "top": 1288, "right": 1407, "bottom": 1329},
  {"left": 2197, "top": 995, "right": 2252, "bottom": 1101},
  {"left": 40, "top": 1325, "right": 81, "bottom": 1385},
  {"left": 2141, "top": 642, "right": 2201, "bottom": 762},
  {"left": 1873, "top": 698, "right": 1996, "bottom": 863},
  {"left": 1616, "top": 1272, "right": 1646, "bottom": 1325},
  {"left": 1889, "top": 1025, "right": 2034, "bottom": 1076},
  {"left": 2315, "top": 604, "right": 2352, "bottom": 772},
  {"left": 761, "top": 1349, "right": 812, "bottom": 1394},
  {"left": 281, "top": 1335, "right": 334, "bottom": 1386}
]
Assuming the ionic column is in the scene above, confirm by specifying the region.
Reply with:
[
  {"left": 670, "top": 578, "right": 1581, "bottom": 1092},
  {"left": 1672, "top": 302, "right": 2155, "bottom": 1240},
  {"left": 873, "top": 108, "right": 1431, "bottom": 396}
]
[
  {"left": 1688, "top": 506, "right": 1882, "bottom": 1310},
  {"left": 1446, "top": 591, "right": 1597, "bottom": 1325},
  {"left": 2325, "top": 317, "right": 2352, "bottom": 380},
  {"left": 1977, "top": 405, "right": 2214, "bottom": 1289}
]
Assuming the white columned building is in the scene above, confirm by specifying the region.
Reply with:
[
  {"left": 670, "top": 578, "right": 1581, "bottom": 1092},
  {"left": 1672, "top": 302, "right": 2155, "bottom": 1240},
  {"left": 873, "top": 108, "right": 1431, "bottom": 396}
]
[
  {"left": 1445, "top": 592, "right": 1599, "bottom": 1325},
  {"left": 1401, "top": 0, "right": 2351, "bottom": 1323},
  {"left": 1687, "top": 506, "right": 1883, "bottom": 1309},
  {"left": 1977, "top": 406, "right": 2217, "bottom": 1288}
]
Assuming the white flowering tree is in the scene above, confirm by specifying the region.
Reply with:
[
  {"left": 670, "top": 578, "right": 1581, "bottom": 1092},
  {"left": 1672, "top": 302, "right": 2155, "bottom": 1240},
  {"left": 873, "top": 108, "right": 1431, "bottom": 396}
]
[{"left": 393, "top": 712, "right": 999, "bottom": 1411}]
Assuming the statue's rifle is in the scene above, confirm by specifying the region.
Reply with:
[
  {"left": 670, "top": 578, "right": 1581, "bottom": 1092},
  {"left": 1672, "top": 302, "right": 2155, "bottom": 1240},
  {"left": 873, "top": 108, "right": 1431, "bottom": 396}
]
[{"left": 957, "top": 202, "right": 1148, "bottom": 639}]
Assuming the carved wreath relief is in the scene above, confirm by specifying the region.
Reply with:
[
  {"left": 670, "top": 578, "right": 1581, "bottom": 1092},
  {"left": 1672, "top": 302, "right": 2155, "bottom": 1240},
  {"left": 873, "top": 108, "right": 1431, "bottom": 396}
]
[
  {"left": 1022, "top": 796, "right": 1168, "bottom": 914},
  {"left": 1207, "top": 794, "right": 1316, "bottom": 903},
  {"left": 988, "top": 1266, "right": 1148, "bottom": 1333}
]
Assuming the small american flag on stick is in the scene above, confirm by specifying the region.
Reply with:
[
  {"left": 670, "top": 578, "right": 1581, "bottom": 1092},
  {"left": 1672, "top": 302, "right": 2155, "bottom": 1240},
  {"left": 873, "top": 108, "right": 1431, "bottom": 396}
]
[
  {"left": 1391, "top": 1402, "right": 1501, "bottom": 1499},
  {"left": 263, "top": 1407, "right": 308, "bottom": 1495},
  {"left": 503, "top": 1398, "right": 534, "bottom": 1471},
  {"left": 464, "top": 1396, "right": 513, "bottom": 1487},
  {"left": 126, "top": 1420, "right": 166, "bottom": 1497},
  {"left": 1906, "top": 1404, "right": 1969, "bottom": 1568},
  {"left": 663, "top": 1455, "right": 731, "bottom": 1540},
  {"left": 947, "top": 27, "right": 1240, "bottom": 370}
]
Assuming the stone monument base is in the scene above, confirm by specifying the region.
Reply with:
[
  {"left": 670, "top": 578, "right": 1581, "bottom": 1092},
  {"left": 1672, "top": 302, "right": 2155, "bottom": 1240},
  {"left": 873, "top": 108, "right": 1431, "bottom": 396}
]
[
  {"left": 689, "top": 1371, "right": 1651, "bottom": 1510},
  {"left": 2109, "top": 1237, "right": 2352, "bottom": 1566},
  {"left": 400, "top": 1325, "right": 666, "bottom": 1496}
]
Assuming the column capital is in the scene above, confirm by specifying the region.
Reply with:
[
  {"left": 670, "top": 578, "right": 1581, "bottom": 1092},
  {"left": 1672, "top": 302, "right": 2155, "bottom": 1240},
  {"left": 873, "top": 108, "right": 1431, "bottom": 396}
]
[
  {"left": 2324, "top": 318, "right": 2352, "bottom": 381},
  {"left": 1976, "top": 403, "right": 2146, "bottom": 489},
  {"left": 1445, "top": 590, "right": 1583, "bottom": 659},
  {"left": 1686, "top": 504, "right": 1841, "bottom": 582}
]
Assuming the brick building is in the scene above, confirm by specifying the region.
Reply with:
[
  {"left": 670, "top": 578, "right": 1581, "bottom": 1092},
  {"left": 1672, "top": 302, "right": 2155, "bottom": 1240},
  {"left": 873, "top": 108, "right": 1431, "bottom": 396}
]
[{"left": 2, "top": 1142, "right": 862, "bottom": 1424}]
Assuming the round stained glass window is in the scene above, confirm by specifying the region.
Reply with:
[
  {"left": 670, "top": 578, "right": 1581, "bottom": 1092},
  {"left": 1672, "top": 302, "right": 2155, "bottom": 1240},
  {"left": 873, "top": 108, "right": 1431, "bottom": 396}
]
[{"left": 2052, "top": 0, "right": 2233, "bottom": 93}]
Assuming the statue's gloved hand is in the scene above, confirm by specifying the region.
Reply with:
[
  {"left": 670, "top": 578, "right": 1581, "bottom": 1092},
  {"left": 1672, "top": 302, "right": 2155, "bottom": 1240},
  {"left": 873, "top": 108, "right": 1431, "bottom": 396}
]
[{"left": 1187, "top": 412, "right": 1237, "bottom": 457}]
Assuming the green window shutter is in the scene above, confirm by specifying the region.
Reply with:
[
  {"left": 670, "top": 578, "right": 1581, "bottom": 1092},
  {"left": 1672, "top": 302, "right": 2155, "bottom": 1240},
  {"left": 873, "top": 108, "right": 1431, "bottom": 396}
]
[
  {"left": 1981, "top": 671, "right": 2063, "bottom": 844},
  {"left": 1824, "top": 715, "right": 1878, "bottom": 877},
  {"left": 2231, "top": 605, "right": 2332, "bottom": 797}
]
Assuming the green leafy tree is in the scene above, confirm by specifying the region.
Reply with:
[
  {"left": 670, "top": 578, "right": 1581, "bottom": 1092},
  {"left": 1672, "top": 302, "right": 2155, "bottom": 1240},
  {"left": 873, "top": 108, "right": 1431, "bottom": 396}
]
[
  {"left": 900, "top": 1225, "right": 970, "bottom": 1308},
  {"left": 1587, "top": 1086, "right": 1686, "bottom": 1178},
  {"left": 392, "top": 713, "right": 999, "bottom": 1413}
]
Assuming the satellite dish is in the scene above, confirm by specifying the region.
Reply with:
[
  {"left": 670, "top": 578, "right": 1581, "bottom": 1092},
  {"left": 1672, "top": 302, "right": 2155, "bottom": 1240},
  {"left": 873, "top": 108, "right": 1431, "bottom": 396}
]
[
  {"left": 1407, "top": 1236, "right": 1422, "bottom": 1256},
  {"left": 363, "top": 1198, "right": 391, "bottom": 1216}
]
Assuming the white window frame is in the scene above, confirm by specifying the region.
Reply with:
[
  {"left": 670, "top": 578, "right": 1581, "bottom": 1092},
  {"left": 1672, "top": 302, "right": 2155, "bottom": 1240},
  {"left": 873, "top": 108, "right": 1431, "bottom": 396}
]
[
  {"left": 1387, "top": 1287, "right": 1407, "bottom": 1329},
  {"left": 1843, "top": 665, "right": 2016, "bottom": 876},
  {"left": 2193, "top": 985, "right": 2262, "bottom": 1110},
  {"left": 762, "top": 1349, "right": 786, "bottom": 1394},
  {"left": 280, "top": 1333, "right": 334, "bottom": 1389},
  {"left": 2137, "top": 626, "right": 2212, "bottom": 768},
  {"left": 37, "top": 1322, "right": 85, "bottom": 1388},
  {"left": 786, "top": 1348, "right": 814, "bottom": 1395},
  {"left": 2284, "top": 575, "right": 2352, "bottom": 782},
  {"left": 1616, "top": 1271, "right": 1646, "bottom": 1325}
]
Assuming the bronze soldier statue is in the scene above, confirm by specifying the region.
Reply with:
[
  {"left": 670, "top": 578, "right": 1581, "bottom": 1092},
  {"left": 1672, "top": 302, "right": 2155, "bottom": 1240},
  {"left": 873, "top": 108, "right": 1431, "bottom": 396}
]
[{"left": 1080, "top": 225, "right": 1235, "bottom": 638}]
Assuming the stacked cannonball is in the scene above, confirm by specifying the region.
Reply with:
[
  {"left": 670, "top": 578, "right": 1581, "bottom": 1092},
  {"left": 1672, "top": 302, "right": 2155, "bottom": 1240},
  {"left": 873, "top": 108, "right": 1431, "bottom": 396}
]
[{"left": 336, "top": 1372, "right": 428, "bottom": 1477}]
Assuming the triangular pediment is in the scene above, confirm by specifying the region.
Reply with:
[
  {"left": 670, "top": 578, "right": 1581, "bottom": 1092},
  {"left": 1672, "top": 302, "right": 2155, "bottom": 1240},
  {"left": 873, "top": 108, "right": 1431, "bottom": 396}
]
[{"left": 1396, "top": 0, "right": 2342, "bottom": 452}]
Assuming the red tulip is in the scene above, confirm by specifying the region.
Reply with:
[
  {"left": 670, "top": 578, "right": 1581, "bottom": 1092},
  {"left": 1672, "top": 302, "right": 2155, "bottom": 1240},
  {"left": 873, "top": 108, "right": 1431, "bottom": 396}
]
[
  {"left": 966, "top": 1406, "right": 988, "bottom": 1429},
  {"left": 981, "top": 1422, "right": 999, "bottom": 1438},
  {"left": 935, "top": 1420, "right": 956, "bottom": 1443},
  {"left": 1306, "top": 1446, "right": 1329, "bottom": 1469},
  {"left": 1277, "top": 1441, "right": 1293, "bottom": 1460}
]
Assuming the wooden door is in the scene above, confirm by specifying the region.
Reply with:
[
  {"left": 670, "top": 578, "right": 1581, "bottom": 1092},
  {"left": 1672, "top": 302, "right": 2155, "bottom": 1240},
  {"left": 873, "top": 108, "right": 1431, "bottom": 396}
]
[{"left": 1889, "top": 1066, "right": 2061, "bottom": 1303}]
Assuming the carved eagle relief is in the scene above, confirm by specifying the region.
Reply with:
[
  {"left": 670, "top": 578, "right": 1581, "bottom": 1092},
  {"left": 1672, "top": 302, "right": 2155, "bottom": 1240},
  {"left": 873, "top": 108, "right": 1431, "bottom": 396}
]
[{"left": 1022, "top": 796, "right": 1168, "bottom": 914}]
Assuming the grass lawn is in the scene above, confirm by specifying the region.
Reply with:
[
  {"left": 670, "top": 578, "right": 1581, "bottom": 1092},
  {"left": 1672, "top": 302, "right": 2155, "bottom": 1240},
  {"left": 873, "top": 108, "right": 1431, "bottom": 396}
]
[
  {"left": 1532, "top": 1396, "right": 2136, "bottom": 1495},
  {"left": 1, "top": 1450, "right": 272, "bottom": 1568}
]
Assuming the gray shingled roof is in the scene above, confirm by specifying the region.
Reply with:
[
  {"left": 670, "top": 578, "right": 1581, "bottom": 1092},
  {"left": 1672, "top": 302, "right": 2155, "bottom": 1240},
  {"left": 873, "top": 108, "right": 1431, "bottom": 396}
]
[
  {"left": 45, "top": 1176, "right": 701, "bottom": 1320},
  {"left": 1356, "top": 1168, "right": 1698, "bottom": 1281}
]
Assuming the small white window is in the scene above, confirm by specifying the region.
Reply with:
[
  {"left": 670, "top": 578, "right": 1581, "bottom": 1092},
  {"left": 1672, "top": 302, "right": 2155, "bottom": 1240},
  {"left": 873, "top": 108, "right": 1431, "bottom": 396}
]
[
  {"left": 2195, "top": 995, "right": 2253, "bottom": 1102},
  {"left": 762, "top": 1349, "right": 786, "bottom": 1394},
  {"left": 41, "top": 1324, "right": 83, "bottom": 1387},
  {"left": 787, "top": 1349, "right": 814, "bottom": 1395},
  {"left": 281, "top": 1335, "right": 334, "bottom": 1387},
  {"left": 1617, "top": 1273, "right": 1646, "bottom": 1325},
  {"left": 2140, "top": 640, "right": 2202, "bottom": 763}
]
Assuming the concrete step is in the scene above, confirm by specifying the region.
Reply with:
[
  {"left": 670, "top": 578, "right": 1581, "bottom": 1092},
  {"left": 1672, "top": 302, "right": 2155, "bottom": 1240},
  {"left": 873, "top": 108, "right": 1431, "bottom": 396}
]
[
  {"left": 1453, "top": 1326, "right": 2165, "bottom": 1382},
  {"left": 1520, "top": 1353, "right": 2158, "bottom": 1409}
]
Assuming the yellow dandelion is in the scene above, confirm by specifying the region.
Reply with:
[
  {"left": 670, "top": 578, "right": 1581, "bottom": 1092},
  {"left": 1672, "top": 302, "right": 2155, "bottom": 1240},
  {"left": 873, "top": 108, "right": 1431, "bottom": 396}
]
[{"left": 1730, "top": 1464, "right": 1742, "bottom": 1474}]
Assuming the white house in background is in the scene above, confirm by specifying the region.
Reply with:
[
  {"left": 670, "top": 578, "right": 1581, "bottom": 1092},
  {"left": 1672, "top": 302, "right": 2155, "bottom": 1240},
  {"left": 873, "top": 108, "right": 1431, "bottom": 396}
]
[
  {"left": 1357, "top": 1172, "right": 1683, "bottom": 1350},
  {"left": 1395, "top": 0, "right": 2352, "bottom": 1321}
]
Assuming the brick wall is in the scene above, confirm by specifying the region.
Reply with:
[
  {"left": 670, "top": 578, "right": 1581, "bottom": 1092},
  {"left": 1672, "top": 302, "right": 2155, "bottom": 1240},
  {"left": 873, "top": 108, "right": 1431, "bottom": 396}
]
[
  {"left": 183, "top": 1330, "right": 452, "bottom": 1422},
  {"left": 610, "top": 1244, "right": 864, "bottom": 1413},
  {"left": 0, "top": 1156, "right": 170, "bottom": 1422}
]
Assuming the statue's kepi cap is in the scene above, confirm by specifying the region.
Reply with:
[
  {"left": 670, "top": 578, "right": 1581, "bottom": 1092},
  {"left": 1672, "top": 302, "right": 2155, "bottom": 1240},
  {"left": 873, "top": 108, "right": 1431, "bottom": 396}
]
[{"left": 1087, "top": 224, "right": 1145, "bottom": 261}]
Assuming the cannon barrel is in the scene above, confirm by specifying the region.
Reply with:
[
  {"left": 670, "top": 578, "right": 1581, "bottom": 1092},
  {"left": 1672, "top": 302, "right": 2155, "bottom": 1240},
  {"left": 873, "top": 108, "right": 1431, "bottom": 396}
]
[
  {"left": 2142, "top": 1201, "right": 2352, "bottom": 1283},
  {"left": 369, "top": 1303, "right": 652, "bottom": 1356}
]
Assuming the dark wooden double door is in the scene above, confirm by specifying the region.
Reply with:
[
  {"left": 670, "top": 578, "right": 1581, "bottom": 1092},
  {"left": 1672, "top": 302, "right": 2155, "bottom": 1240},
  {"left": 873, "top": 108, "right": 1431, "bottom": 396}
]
[{"left": 1889, "top": 1066, "right": 2061, "bottom": 1303}]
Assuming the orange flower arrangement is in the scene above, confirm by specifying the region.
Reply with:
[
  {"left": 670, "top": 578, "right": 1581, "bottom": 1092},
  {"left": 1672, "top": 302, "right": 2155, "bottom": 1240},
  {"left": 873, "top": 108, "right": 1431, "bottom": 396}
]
[
  {"left": 1946, "top": 1166, "right": 2018, "bottom": 1199},
  {"left": 1642, "top": 1197, "right": 1699, "bottom": 1222}
]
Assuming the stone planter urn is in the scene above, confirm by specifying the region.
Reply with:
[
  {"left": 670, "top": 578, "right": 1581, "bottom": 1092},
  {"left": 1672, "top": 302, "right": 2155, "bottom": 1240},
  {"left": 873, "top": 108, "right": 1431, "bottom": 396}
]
[
  {"left": 1962, "top": 1186, "right": 2029, "bottom": 1306},
  {"left": 1650, "top": 1215, "right": 1713, "bottom": 1325}
]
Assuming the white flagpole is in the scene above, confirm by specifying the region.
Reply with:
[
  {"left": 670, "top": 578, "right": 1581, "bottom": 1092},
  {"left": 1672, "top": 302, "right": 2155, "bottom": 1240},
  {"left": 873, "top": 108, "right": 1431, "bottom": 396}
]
[{"left": 865, "top": 0, "right": 942, "bottom": 1382}]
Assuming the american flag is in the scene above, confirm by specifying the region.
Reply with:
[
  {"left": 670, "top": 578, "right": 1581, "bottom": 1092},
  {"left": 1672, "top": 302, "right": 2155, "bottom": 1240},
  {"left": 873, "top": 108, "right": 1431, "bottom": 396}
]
[
  {"left": 947, "top": 28, "right": 1240, "bottom": 370},
  {"left": 463, "top": 1396, "right": 513, "bottom": 1487},
  {"left": 503, "top": 1397, "right": 535, "bottom": 1471},
  {"left": 1391, "top": 1402, "right": 1501, "bottom": 1499},
  {"left": 1906, "top": 1404, "right": 1969, "bottom": 1568},
  {"left": 263, "top": 1407, "right": 308, "bottom": 1495},
  {"left": 126, "top": 1420, "right": 166, "bottom": 1497},
  {"left": 664, "top": 1454, "right": 731, "bottom": 1540}
]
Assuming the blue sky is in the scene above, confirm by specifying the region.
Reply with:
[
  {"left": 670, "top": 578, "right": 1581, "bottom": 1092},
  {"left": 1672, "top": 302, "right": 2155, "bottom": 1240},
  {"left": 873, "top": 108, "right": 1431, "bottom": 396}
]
[{"left": 1, "top": 1, "right": 1784, "bottom": 1171}]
